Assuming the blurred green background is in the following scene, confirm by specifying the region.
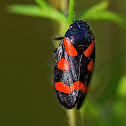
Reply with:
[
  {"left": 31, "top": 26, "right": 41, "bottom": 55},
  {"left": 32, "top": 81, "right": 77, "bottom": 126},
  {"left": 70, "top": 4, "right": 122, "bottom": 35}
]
[{"left": 0, "top": 0, "right": 126, "bottom": 126}]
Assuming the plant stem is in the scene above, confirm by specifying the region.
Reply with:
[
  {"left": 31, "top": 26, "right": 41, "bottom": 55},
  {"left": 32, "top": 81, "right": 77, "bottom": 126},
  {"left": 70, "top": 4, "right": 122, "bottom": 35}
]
[
  {"left": 67, "top": 108, "right": 82, "bottom": 126},
  {"left": 59, "top": 0, "right": 82, "bottom": 126},
  {"left": 68, "top": 0, "right": 76, "bottom": 23},
  {"left": 54, "top": 0, "right": 82, "bottom": 126},
  {"left": 67, "top": 109, "right": 76, "bottom": 126}
]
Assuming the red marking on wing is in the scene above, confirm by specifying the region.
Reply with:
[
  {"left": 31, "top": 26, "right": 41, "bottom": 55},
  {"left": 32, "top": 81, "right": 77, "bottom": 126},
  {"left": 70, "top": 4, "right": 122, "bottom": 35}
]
[
  {"left": 55, "top": 81, "right": 89, "bottom": 94},
  {"left": 87, "top": 59, "right": 94, "bottom": 72},
  {"left": 84, "top": 40, "right": 95, "bottom": 57},
  {"left": 57, "top": 58, "right": 70, "bottom": 71},
  {"left": 64, "top": 37, "right": 78, "bottom": 57}
]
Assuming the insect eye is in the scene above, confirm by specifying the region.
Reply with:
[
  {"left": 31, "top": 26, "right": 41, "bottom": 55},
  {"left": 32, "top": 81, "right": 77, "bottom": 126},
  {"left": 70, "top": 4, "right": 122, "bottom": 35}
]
[
  {"left": 69, "top": 25, "right": 73, "bottom": 29},
  {"left": 86, "top": 25, "right": 90, "bottom": 29}
]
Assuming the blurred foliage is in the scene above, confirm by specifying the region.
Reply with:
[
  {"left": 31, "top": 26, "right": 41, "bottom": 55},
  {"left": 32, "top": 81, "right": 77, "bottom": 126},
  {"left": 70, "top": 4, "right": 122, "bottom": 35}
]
[
  {"left": 8, "top": 0, "right": 126, "bottom": 31},
  {"left": 117, "top": 75, "right": 126, "bottom": 97},
  {"left": 81, "top": 75, "right": 126, "bottom": 126}
]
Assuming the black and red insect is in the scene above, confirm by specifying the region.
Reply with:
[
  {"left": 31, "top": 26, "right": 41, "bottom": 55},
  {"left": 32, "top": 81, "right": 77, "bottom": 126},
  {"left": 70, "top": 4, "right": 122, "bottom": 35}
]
[{"left": 54, "top": 20, "right": 95, "bottom": 109}]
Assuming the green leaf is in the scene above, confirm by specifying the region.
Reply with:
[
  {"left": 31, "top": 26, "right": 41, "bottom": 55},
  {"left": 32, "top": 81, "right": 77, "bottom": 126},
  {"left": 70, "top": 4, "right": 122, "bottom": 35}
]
[
  {"left": 8, "top": 4, "right": 69, "bottom": 24},
  {"left": 96, "top": 11, "right": 126, "bottom": 27},
  {"left": 75, "top": 0, "right": 109, "bottom": 20},
  {"left": 35, "top": 0, "right": 69, "bottom": 24},
  {"left": 8, "top": 5, "right": 46, "bottom": 16},
  {"left": 76, "top": 10, "right": 126, "bottom": 28},
  {"left": 35, "top": 0, "right": 50, "bottom": 12},
  {"left": 117, "top": 75, "right": 126, "bottom": 97}
]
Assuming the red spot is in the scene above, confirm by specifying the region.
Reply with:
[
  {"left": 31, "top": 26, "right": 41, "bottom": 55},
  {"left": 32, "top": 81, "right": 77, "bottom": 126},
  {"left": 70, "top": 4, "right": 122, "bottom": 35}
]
[
  {"left": 55, "top": 81, "right": 89, "bottom": 94},
  {"left": 64, "top": 37, "right": 78, "bottom": 57},
  {"left": 84, "top": 40, "right": 95, "bottom": 57},
  {"left": 57, "top": 58, "right": 70, "bottom": 71},
  {"left": 87, "top": 59, "right": 94, "bottom": 72},
  {"left": 82, "top": 84, "right": 89, "bottom": 94}
]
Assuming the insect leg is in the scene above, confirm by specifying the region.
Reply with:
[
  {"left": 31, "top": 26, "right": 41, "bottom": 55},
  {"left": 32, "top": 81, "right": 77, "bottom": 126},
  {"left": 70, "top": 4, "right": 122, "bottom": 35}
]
[{"left": 54, "top": 37, "right": 64, "bottom": 40}]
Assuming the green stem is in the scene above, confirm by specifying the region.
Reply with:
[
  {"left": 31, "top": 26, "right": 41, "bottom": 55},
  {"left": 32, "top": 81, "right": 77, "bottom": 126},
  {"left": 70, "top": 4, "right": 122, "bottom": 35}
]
[
  {"left": 59, "top": 0, "right": 82, "bottom": 126},
  {"left": 66, "top": 108, "right": 82, "bottom": 126},
  {"left": 67, "top": 109, "right": 76, "bottom": 126},
  {"left": 68, "top": 0, "right": 76, "bottom": 23}
]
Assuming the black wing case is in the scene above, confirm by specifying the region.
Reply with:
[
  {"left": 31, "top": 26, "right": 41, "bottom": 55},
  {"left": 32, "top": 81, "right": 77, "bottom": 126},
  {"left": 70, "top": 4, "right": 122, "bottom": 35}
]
[
  {"left": 54, "top": 38, "right": 95, "bottom": 109},
  {"left": 54, "top": 38, "right": 80, "bottom": 109},
  {"left": 77, "top": 44, "right": 95, "bottom": 109}
]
